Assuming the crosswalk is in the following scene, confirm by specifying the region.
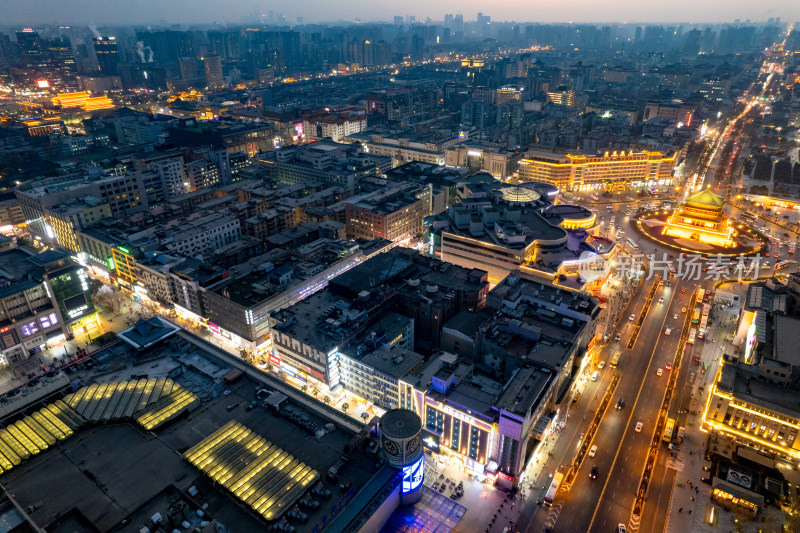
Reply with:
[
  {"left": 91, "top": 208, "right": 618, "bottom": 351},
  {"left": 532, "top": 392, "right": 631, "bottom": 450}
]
[{"left": 542, "top": 501, "right": 564, "bottom": 530}]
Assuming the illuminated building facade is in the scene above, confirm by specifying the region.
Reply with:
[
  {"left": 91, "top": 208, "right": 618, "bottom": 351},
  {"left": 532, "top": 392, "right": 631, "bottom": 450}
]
[
  {"left": 345, "top": 131, "right": 462, "bottom": 166},
  {"left": 703, "top": 359, "right": 800, "bottom": 463},
  {"left": 432, "top": 182, "right": 569, "bottom": 286},
  {"left": 0, "top": 249, "right": 79, "bottom": 365},
  {"left": 52, "top": 91, "right": 115, "bottom": 111},
  {"left": 345, "top": 187, "right": 428, "bottom": 243},
  {"left": 496, "top": 85, "right": 524, "bottom": 105},
  {"left": 518, "top": 150, "right": 677, "bottom": 191},
  {"left": 93, "top": 36, "right": 120, "bottom": 76},
  {"left": 662, "top": 189, "right": 734, "bottom": 247},
  {"left": 43, "top": 198, "right": 111, "bottom": 253},
  {"left": 545, "top": 89, "right": 577, "bottom": 107},
  {"left": 203, "top": 55, "right": 224, "bottom": 90},
  {"left": 46, "top": 262, "right": 96, "bottom": 335},
  {"left": 380, "top": 409, "right": 424, "bottom": 503},
  {"left": 703, "top": 277, "right": 800, "bottom": 465},
  {"left": 444, "top": 143, "right": 523, "bottom": 179},
  {"left": 22, "top": 117, "right": 64, "bottom": 136}
]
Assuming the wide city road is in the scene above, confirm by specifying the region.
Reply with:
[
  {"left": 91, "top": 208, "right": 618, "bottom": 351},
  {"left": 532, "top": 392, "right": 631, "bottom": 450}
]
[
  {"left": 581, "top": 277, "right": 692, "bottom": 533},
  {"left": 520, "top": 274, "right": 692, "bottom": 533}
]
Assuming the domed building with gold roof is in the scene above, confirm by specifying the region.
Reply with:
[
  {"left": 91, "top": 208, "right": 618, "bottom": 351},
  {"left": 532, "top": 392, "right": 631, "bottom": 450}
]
[{"left": 662, "top": 188, "right": 734, "bottom": 247}]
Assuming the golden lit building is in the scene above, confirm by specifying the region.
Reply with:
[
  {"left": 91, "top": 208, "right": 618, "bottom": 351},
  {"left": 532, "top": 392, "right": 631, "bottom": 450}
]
[
  {"left": 662, "top": 189, "right": 734, "bottom": 247},
  {"left": 23, "top": 117, "right": 64, "bottom": 136},
  {"left": 80, "top": 96, "right": 114, "bottom": 111},
  {"left": 52, "top": 91, "right": 91, "bottom": 108},
  {"left": 51, "top": 91, "right": 114, "bottom": 111},
  {"left": 496, "top": 85, "right": 524, "bottom": 105},
  {"left": 518, "top": 150, "right": 676, "bottom": 191},
  {"left": 545, "top": 89, "right": 577, "bottom": 107},
  {"left": 703, "top": 359, "right": 800, "bottom": 464}
]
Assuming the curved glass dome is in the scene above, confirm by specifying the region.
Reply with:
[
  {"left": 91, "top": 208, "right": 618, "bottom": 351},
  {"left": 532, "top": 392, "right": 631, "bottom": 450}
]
[{"left": 497, "top": 186, "right": 542, "bottom": 204}]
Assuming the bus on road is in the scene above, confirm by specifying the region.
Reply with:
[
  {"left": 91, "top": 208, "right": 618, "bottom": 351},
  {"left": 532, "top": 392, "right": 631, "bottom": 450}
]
[
  {"left": 626, "top": 238, "right": 639, "bottom": 250},
  {"left": 610, "top": 351, "right": 621, "bottom": 368},
  {"left": 544, "top": 472, "right": 564, "bottom": 506},
  {"left": 776, "top": 260, "right": 796, "bottom": 270},
  {"left": 663, "top": 418, "right": 676, "bottom": 442},
  {"left": 688, "top": 328, "right": 697, "bottom": 344},
  {"left": 692, "top": 309, "right": 701, "bottom": 324}
]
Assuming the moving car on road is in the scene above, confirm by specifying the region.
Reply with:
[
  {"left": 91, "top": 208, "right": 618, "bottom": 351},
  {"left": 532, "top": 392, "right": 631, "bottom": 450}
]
[
  {"left": 589, "top": 445, "right": 597, "bottom": 457},
  {"left": 635, "top": 422, "right": 643, "bottom": 432}
]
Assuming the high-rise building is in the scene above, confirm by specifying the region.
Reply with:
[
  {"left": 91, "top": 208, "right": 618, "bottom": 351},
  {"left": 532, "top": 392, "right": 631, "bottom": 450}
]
[
  {"left": 203, "top": 54, "right": 223, "bottom": 90},
  {"left": 16, "top": 29, "right": 44, "bottom": 66},
  {"left": 0, "top": 32, "right": 14, "bottom": 66},
  {"left": 93, "top": 36, "right": 120, "bottom": 75},
  {"left": 177, "top": 56, "right": 197, "bottom": 81},
  {"left": 46, "top": 37, "right": 78, "bottom": 91}
]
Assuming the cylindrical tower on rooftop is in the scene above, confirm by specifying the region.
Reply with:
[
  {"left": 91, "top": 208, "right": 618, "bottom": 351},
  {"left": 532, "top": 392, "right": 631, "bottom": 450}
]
[{"left": 380, "top": 409, "right": 423, "bottom": 503}]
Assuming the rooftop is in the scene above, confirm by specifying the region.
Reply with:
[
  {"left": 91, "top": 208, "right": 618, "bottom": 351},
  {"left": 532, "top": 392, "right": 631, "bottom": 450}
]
[
  {"left": 685, "top": 188, "right": 725, "bottom": 208},
  {"left": 0, "top": 332, "right": 379, "bottom": 531},
  {"left": 117, "top": 316, "right": 181, "bottom": 351},
  {"left": 772, "top": 314, "right": 800, "bottom": 369},
  {"left": 718, "top": 363, "right": 800, "bottom": 420},
  {"left": 358, "top": 345, "right": 424, "bottom": 380},
  {"left": 494, "top": 367, "right": 555, "bottom": 418},
  {"left": 380, "top": 409, "right": 422, "bottom": 440}
]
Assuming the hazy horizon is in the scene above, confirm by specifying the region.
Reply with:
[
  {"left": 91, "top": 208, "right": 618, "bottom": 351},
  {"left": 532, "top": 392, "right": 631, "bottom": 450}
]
[{"left": 1, "top": 0, "right": 798, "bottom": 27}]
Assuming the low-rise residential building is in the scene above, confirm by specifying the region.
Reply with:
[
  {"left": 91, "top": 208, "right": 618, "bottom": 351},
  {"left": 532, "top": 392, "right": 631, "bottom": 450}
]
[
  {"left": 271, "top": 248, "right": 488, "bottom": 388},
  {"left": 161, "top": 211, "right": 241, "bottom": 259},
  {"left": 444, "top": 143, "right": 523, "bottom": 179},
  {"left": 42, "top": 197, "right": 112, "bottom": 253},
  {"left": 345, "top": 187, "right": 428, "bottom": 243},
  {"left": 258, "top": 139, "right": 392, "bottom": 193},
  {"left": 304, "top": 114, "right": 367, "bottom": 143},
  {"left": 346, "top": 131, "right": 464, "bottom": 166},
  {"left": 17, "top": 169, "right": 151, "bottom": 247}
]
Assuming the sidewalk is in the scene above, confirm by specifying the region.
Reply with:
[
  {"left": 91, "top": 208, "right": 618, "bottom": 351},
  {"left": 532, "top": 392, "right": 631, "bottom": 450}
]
[
  {"left": 663, "top": 297, "right": 736, "bottom": 533},
  {"left": 663, "top": 289, "right": 783, "bottom": 533}
]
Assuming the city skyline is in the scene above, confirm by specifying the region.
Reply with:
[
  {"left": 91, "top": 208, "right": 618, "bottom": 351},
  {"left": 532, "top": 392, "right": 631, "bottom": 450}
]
[
  {"left": 1, "top": 2, "right": 800, "bottom": 531},
  {"left": 1, "top": 0, "right": 799, "bottom": 26}
]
